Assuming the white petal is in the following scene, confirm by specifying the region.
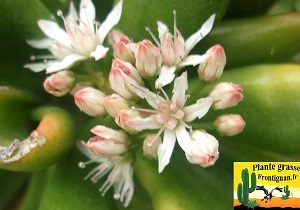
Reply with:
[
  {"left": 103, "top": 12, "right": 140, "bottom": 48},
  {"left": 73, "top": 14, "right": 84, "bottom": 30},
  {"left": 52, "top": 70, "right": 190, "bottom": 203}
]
[
  {"left": 155, "top": 65, "right": 176, "bottom": 88},
  {"left": 175, "top": 123, "right": 192, "bottom": 155},
  {"left": 46, "top": 54, "right": 86, "bottom": 73},
  {"left": 129, "top": 84, "right": 166, "bottom": 110},
  {"left": 184, "top": 14, "right": 215, "bottom": 54},
  {"left": 90, "top": 45, "right": 109, "bottom": 60},
  {"left": 171, "top": 72, "right": 188, "bottom": 107},
  {"left": 67, "top": 1, "right": 78, "bottom": 21},
  {"left": 157, "top": 21, "right": 168, "bottom": 41},
  {"left": 183, "top": 97, "right": 213, "bottom": 122},
  {"left": 178, "top": 54, "right": 209, "bottom": 67},
  {"left": 24, "top": 62, "right": 50, "bottom": 72},
  {"left": 26, "top": 39, "right": 52, "bottom": 49},
  {"left": 80, "top": 0, "right": 95, "bottom": 30},
  {"left": 37, "top": 20, "right": 71, "bottom": 46},
  {"left": 76, "top": 140, "right": 99, "bottom": 160},
  {"left": 157, "top": 129, "right": 176, "bottom": 173},
  {"left": 98, "top": 0, "right": 123, "bottom": 44},
  {"left": 126, "top": 116, "right": 161, "bottom": 131},
  {"left": 91, "top": 125, "right": 126, "bottom": 142}
]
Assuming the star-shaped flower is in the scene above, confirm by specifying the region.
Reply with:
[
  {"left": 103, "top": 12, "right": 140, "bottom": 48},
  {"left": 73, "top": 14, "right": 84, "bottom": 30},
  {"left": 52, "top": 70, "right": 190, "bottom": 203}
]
[
  {"left": 25, "top": 0, "right": 123, "bottom": 74},
  {"left": 147, "top": 12, "right": 215, "bottom": 88},
  {"left": 126, "top": 72, "right": 213, "bottom": 172},
  {"left": 77, "top": 140, "right": 134, "bottom": 207}
]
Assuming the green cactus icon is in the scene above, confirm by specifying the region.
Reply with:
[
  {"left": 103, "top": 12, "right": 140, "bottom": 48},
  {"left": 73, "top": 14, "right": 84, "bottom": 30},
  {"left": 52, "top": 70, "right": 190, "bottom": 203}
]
[
  {"left": 282, "top": 185, "right": 290, "bottom": 200},
  {"left": 237, "top": 168, "right": 257, "bottom": 207}
]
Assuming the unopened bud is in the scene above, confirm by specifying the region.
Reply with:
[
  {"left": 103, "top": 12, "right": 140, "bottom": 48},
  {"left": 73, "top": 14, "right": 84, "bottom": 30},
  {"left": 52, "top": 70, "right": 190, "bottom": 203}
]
[
  {"left": 198, "top": 44, "right": 226, "bottom": 82},
  {"left": 143, "top": 134, "right": 162, "bottom": 159},
  {"left": 214, "top": 114, "right": 245, "bottom": 136},
  {"left": 186, "top": 130, "right": 219, "bottom": 168},
  {"left": 43, "top": 70, "right": 75, "bottom": 97},
  {"left": 109, "top": 59, "right": 144, "bottom": 99},
  {"left": 135, "top": 39, "right": 162, "bottom": 77},
  {"left": 74, "top": 87, "right": 106, "bottom": 117},
  {"left": 209, "top": 82, "right": 243, "bottom": 110},
  {"left": 87, "top": 125, "right": 128, "bottom": 158},
  {"left": 104, "top": 94, "right": 130, "bottom": 118},
  {"left": 115, "top": 109, "right": 140, "bottom": 133},
  {"left": 108, "top": 29, "right": 131, "bottom": 47}
]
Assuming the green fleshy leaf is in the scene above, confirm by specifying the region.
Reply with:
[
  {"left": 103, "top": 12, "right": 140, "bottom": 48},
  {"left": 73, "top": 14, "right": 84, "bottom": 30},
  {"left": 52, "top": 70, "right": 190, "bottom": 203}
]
[
  {"left": 199, "top": 13, "right": 300, "bottom": 68},
  {"left": 19, "top": 168, "right": 54, "bottom": 210},
  {"left": 0, "top": 170, "right": 30, "bottom": 210},
  {"left": 0, "top": 0, "right": 51, "bottom": 91},
  {"left": 198, "top": 64, "right": 300, "bottom": 155},
  {"left": 115, "top": 0, "right": 229, "bottom": 41},
  {"left": 0, "top": 106, "right": 75, "bottom": 171},
  {"left": 0, "top": 87, "right": 38, "bottom": 144},
  {"left": 38, "top": 149, "right": 117, "bottom": 210}
]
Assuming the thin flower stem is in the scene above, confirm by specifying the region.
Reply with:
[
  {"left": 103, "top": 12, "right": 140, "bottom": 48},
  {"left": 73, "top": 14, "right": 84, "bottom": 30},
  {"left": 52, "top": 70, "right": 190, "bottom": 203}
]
[{"left": 189, "top": 122, "right": 215, "bottom": 131}]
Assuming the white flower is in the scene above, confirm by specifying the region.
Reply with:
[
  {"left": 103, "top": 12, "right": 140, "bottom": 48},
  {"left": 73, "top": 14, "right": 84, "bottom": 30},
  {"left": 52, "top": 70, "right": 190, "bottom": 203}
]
[
  {"left": 126, "top": 72, "right": 213, "bottom": 172},
  {"left": 77, "top": 141, "right": 134, "bottom": 207},
  {"left": 185, "top": 130, "right": 219, "bottom": 167},
  {"left": 147, "top": 11, "right": 215, "bottom": 88},
  {"left": 25, "top": 0, "right": 123, "bottom": 74}
]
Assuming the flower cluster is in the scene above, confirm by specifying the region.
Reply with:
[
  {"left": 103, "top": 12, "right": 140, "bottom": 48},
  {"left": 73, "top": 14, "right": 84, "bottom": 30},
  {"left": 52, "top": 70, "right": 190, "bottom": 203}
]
[{"left": 25, "top": 0, "right": 245, "bottom": 207}]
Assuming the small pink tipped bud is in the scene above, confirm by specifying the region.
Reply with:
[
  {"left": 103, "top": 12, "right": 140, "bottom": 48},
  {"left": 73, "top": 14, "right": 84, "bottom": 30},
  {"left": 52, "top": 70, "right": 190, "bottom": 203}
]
[
  {"left": 135, "top": 39, "right": 162, "bottom": 77},
  {"left": 115, "top": 109, "right": 140, "bottom": 133},
  {"left": 209, "top": 82, "right": 243, "bottom": 110},
  {"left": 104, "top": 94, "right": 130, "bottom": 118},
  {"left": 108, "top": 30, "right": 136, "bottom": 63},
  {"left": 214, "top": 114, "right": 245, "bottom": 136},
  {"left": 186, "top": 130, "right": 219, "bottom": 168},
  {"left": 143, "top": 134, "right": 162, "bottom": 159},
  {"left": 109, "top": 59, "right": 144, "bottom": 99},
  {"left": 198, "top": 44, "right": 226, "bottom": 82},
  {"left": 74, "top": 87, "right": 106, "bottom": 117},
  {"left": 43, "top": 70, "right": 75, "bottom": 97},
  {"left": 87, "top": 125, "right": 128, "bottom": 158},
  {"left": 108, "top": 29, "right": 131, "bottom": 48}
]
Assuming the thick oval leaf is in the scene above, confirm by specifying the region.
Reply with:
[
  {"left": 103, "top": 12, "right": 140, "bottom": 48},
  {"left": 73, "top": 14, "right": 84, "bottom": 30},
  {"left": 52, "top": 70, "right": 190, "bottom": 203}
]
[
  {"left": 38, "top": 149, "right": 117, "bottom": 210},
  {"left": 0, "top": 87, "right": 37, "bottom": 144},
  {"left": 198, "top": 64, "right": 300, "bottom": 156},
  {"left": 199, "top": 13, "right": 300, "bottom": 68},
  {"left": 115, "top": 0, "right": 229, "bottom": 41},
  {"left": 0, "top": 107, "right": 75, "bottom": 171}
]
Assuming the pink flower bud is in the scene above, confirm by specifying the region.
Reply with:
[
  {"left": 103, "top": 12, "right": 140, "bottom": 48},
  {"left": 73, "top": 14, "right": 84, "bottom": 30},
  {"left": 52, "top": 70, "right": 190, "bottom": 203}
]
[
  {"left": 108, "top": 30, "right": 131, "bottom": 48},
  {"left": 209, "top": 82, "right": 243, "bottom": 110},
  {"left": 186, "top": 130, "right": 219, "bottom": 168},
  {"left": 143, "top": 134, "right": 162, "bottom": 159},
  {"left": 104, "top": 94, "right": 130, "bottom": 118},
  {"left": 43, "top": 70, "right": 75, "bottom": 97},
  {"left": 74, "top": 87, "right": 106, "bottom": 117},
  {"left": 160, "top": 29, "right": 185, "bottom": 66},
  {"left": 214, "top": 114, "right": 245, "bottom": 136},
  {"left": 135, "top": 39, "right": 162, "bottom": 77},
  {"left": 109, "top": 59, "right": 143, "bottom": 99},
  {"left": 108, "top": 30, "right": 136, "bottom": 63},
  {"left": 87, "top": 125, "right": 128, "bottom": 158},
  {"left": 198, "top": 44, "right": 226, "bottom": 82},
  {"left": 115, "top": 109, "right": 140, "bottom": 133}
]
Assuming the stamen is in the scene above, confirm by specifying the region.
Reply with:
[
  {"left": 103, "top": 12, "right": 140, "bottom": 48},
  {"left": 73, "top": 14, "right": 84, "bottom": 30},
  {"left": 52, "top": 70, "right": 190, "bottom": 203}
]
[
  {"left": 147, "top": 127, "right": 165, "bottom": 147},
  {"left": 183, "top": 94, "right": 190, "bottom": 105},
  {"left": 131, "top": 106, "right": 159, "bottom": 114},
  {"left": 145, "top": 26, "right": 160, "bottom": 47},
  {"left": 158, "top": 87, "right": 170, "bottom": 102},
  {"left": 93, "top": 20, "right": 100, "bottom": 34},
  {"left": 173, "top": 10, "right": 177, "bottom": 43},
  {"left": 78, "top": 159, "right": 95, "bottom": 168}
]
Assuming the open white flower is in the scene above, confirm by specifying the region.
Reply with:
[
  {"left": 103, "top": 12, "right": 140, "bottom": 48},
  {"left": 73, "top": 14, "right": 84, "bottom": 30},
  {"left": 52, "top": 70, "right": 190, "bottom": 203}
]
[
  {"left": 147, "top": 11, "right": 215, "bottom": 87},
  {"left": 126, "top": 72, "right": 213, "bottom": 172},
  {"left": 77, "top": 141, "right": 134, "bottom": 207},
  {"left": 25, "top": 0, "right": 123, "bottom": 74}
]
